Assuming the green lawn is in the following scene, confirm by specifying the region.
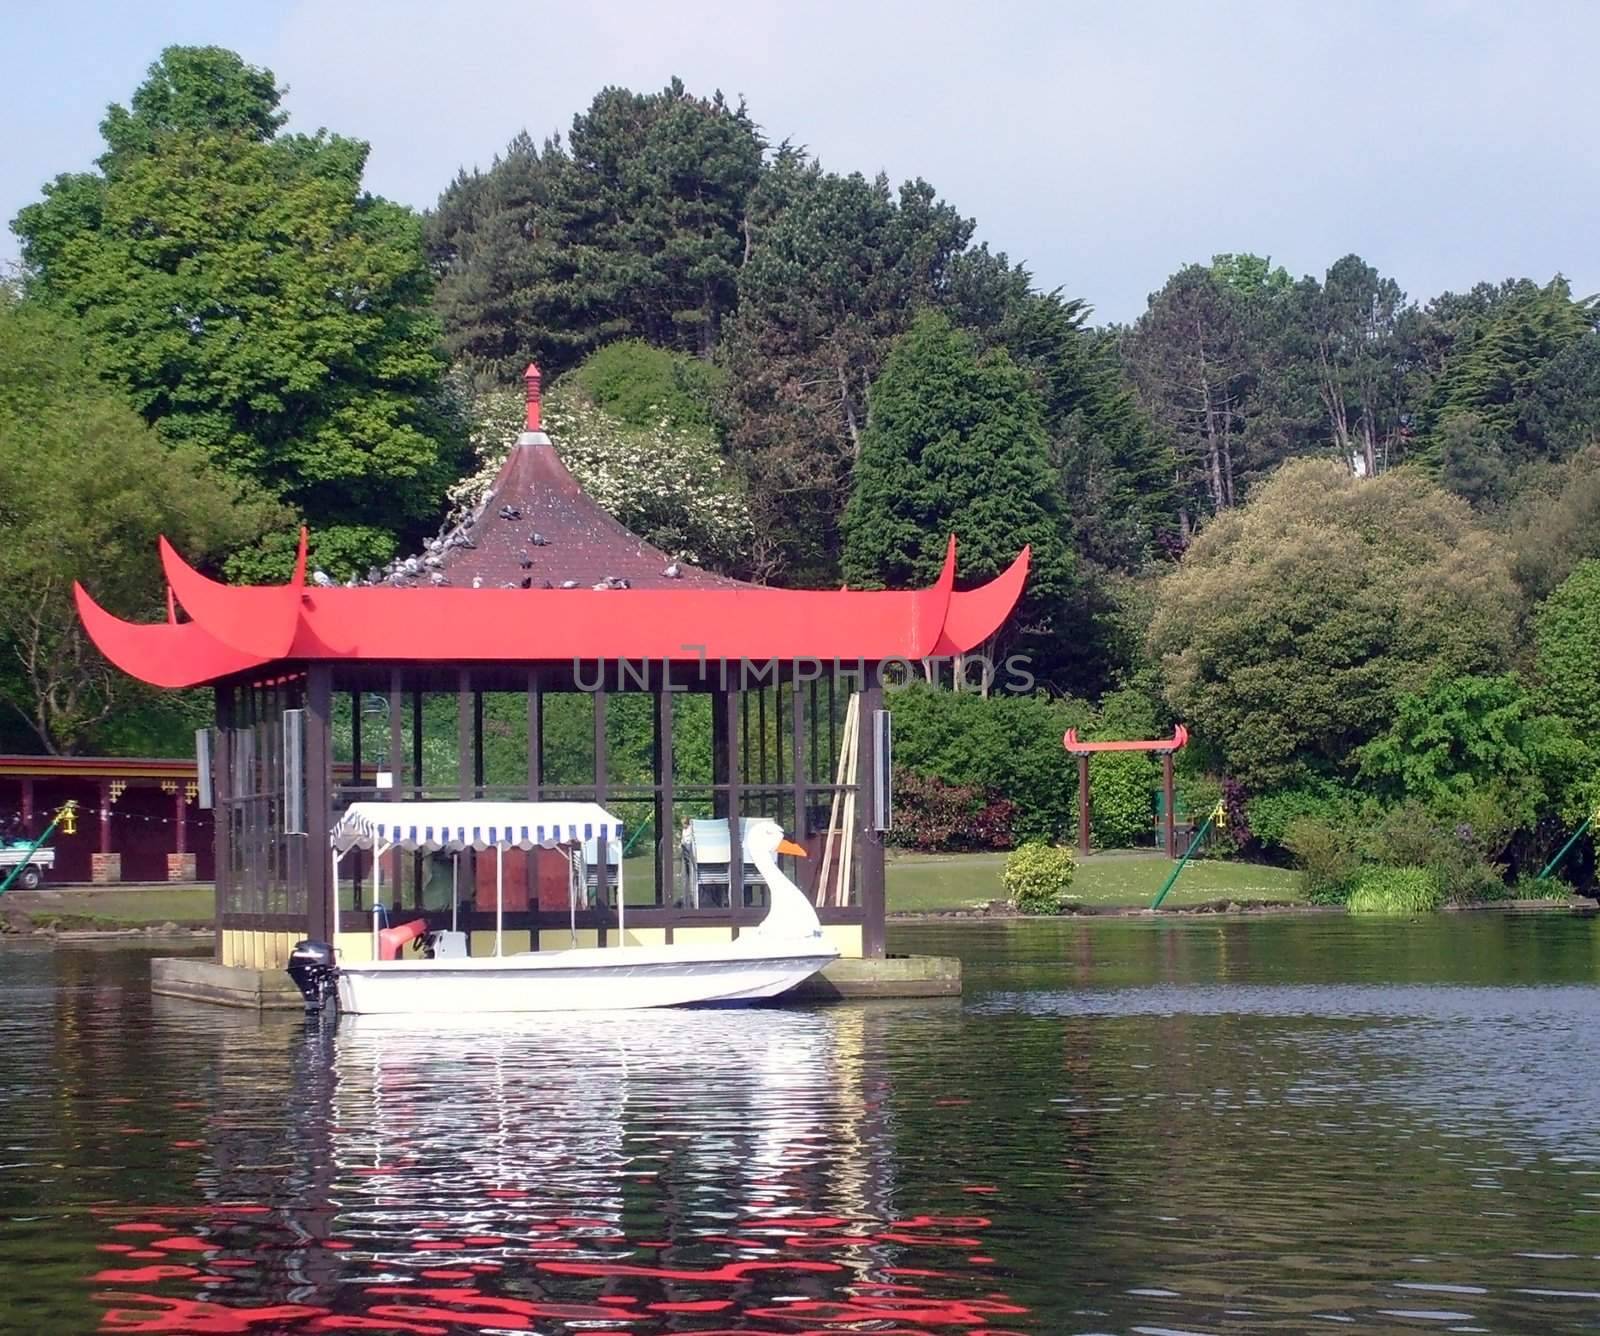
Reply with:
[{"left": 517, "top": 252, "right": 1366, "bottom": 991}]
[
  {"left": 886, "top": 849, "right": 1304, "bottom": 913},
  {"left": 5, "top": 884, "right": 214, "bottom": 927}
]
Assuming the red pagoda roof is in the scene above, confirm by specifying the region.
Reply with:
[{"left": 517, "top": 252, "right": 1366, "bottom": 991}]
[{"left": 74, "top": 365, "right": 1029, "bottom": 688}]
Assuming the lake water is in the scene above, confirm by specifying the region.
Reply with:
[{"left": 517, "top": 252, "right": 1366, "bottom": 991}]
[{"left": 3, "top": 914, "right": 1599, "bottom": 1334}]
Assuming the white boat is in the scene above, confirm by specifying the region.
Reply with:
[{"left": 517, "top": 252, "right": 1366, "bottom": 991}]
[{"left": 288, "top": 800, "right": 838, "bottom": 1015}]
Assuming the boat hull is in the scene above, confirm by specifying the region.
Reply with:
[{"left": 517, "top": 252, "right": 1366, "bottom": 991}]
[{"left": 334, "top": 940, "right": 837, "bottom": 1015}]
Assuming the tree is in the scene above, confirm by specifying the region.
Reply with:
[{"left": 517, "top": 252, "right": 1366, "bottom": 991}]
[
  {"left": 11, "top": 46, "right": 462, "bottom": 577},
  {"left": 1534, "top": 560, "right": 1600, "bottom": 752},
  {"left": 1357, "top": 672, "right": 1576, "bottom": 829},
  {"left": 1149, "top": 458, "right": 1521, "bottom": 790},
  {"left": 1424, "top": 276, "right": 1594, "bottom": 465},
  {"left": 0, "top": 294, "right": 283, "bottom": 753},
  {"left": 1293, "top": 255, "right": 1413, "bottom": 478},
  {"left": 448, "top": 351, "right": 750, "bottom": 570},
  {"left": 721, "top": 167, "right": 973, "bottom": 582},
  {"left": 949, "top": 256, "right": 1174, "bottom": 571},
  {"left": 1520, "top": 332, "right": 1600, "bottom": 460},
  {"left": 841, "top": 312, "right": 1076, "bottom": 667},
  {"left": 428, "top": 79, "right": 763, "bottom": 380},
  {"left": 1121, "top": 264, "right": 1257, "bottom": 535},
  {"left": 1506, "top": 443, "right": 1600, "bottom": 597},
  {"left": 1436, "top": 411, "right": 1511, "bottom": 509}
]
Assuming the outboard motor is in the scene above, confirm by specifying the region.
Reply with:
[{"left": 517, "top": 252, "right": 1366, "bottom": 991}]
[{"left": 286, "top": 940, "right": 338, "bottom": 1013}]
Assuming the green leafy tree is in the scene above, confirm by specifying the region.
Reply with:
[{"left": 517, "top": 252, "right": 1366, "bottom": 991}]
[
  {"left": 1533, "top": 559, "right": 1600, "bottom": 807},
  {"left": 948, "top": 254, "right": 1174, "bottom": 572},
  {"left": 841, "top": 312, "right": 1077, "bottom": 665},
  {"left": 1357, "top": 672, "right": 1577, "bottom": 829},
  {"left": 12, "top": 46, "right": 462, "bottom": 576},
  {"left": 1506, "top": 443, "right": 1600, "bottom": 597},
  {"left": 568, "top": 338, "right": 722, "bottom": 432},
  {"left": 1149, "top": 458, "right": 1521, "bottom": 789},
  {"left": 0, "top": 294, "right": 283, "bottom": 753}
]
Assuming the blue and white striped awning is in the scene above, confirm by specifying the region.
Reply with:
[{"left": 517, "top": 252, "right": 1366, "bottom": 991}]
[{"left": 331, "top": 801, "right": 623, "bottom": 853}]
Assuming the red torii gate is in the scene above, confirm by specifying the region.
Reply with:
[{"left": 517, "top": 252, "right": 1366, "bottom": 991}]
[{"left": 1063, "top": 724, "right": 1189, "bottom": 858}]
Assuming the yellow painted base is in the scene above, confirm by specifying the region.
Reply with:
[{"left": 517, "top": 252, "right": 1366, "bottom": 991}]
[
  {"left": 821, "top": 924, "right": 864, "bottom": 959},
  {"left": 670, "top": 925, "right": 736, "bottom": 946},
  {"left": 538, "top": 928, "right": 598, "bottom": 951},
  {"left": 616, "top": 927, "right": 667, "bottom": 948},
  {"left": 220, "top": 929, "right": 299, "bottom": 972},
  {"left": 334, "top": 931, "right": 373, "bottom": 964},
  {"left": 471, "top": 930, "right": 532, "bottom": 957}
]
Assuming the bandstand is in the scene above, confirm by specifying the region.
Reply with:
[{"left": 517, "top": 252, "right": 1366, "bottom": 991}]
[{"left": 76, "top": 367, "right": 1028, "bottom": 975}]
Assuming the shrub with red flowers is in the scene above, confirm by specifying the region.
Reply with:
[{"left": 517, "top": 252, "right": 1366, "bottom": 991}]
[{"left": 890, "top": 768, "right": 1017, "bottom": 852}]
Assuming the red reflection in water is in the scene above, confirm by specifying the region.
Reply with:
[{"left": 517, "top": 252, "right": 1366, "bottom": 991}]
[{"left": 86, "top": 1183, "right": 1029, "bottom": 1333}]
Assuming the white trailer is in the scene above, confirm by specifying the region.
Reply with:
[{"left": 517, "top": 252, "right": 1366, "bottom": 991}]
[{"left": 0, "top": 845, "right": 55, "bottom": 890}]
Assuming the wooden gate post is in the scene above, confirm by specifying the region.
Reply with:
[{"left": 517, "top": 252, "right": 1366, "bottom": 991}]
[{"left": 1077, "top": 755, "right": 1091, "bottom": 856}]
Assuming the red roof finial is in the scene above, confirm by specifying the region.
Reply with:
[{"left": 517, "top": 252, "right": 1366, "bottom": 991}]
[{"left": 524, "top": 362, "right": 542, "bottom": 432}]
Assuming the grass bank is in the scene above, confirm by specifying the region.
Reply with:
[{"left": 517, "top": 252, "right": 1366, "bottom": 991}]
[
  {"left": 1, "top": 884, "right": 213, "bottom": 931},
  {"left": 886, "top": 849, "right": 1303, "bottom": 914}
]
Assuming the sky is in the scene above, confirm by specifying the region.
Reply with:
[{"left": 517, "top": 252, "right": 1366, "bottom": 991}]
[{"left": 4, "top": 0, "right": 1596, "bottom": 325}]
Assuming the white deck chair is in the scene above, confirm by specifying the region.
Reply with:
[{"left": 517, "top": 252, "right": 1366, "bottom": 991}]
[
  {"left": 680, "top": 818, "right": 773, "bottom": 908},
  {"left": 580, "top": 835, "right": 624, "bottom": 905}
]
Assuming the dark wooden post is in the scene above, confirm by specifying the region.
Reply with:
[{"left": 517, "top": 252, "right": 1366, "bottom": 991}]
[
  {"left": 859, "top": 664, "right": 886, "bottom": 959},
  {"left": 791, "top": 667, "right": 807, "bottom": 849},
  {"left": 451, "top": 670, "right": 472, "bottom": 921},
  {"left": 384, "top": 670, "right": 404, "bottom": 916},
  {"left": 473, "top": 689, "right": 485, "bottom": 797},
  {"left": 527, "top": 668, "right": 542, "bottom": 942},
  {"left": 19, "top": 776, "right": 32, "bottom": 837},
  {"left": 1162, "top": 752, "right": 1176, "bottom": 859},
  {"left": 656, "top": 687, "right": 674, "bottom": 914},
  {"left": 351, "top": 693, "right": 362, "bottom": 785},
  {"left": 174, "top": 784, "right": 187, "bottom": 857},
  {"left": 593, "top": 686, "right": 609, "bottom": 944},
  {"left": 457, "top": 670, "right": 472, "bottom": 800},
  {"left": 1077, "top": 754, "right": 1091, "bottom": 856},
  {"left": 527, "top": 668, "right": 542, "bottom": 798},
  {"left": 306, "top": 665, "right": 333, "bottom": 942},
  {"left": 725, "top": 687, "right": 743, "bottom": 925},
  {"left": 213, "top": 687, "right": 232, "bottom": 963}
]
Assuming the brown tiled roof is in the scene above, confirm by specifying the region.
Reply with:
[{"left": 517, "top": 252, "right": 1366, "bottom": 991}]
[{"left": 384, "top": 432, "right": 750, "bottom": 591}]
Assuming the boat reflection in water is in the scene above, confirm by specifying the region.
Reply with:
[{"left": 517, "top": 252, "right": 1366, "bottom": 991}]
[{"left": 93, "top": 1002, "right": 1027, "bottom": 1334}]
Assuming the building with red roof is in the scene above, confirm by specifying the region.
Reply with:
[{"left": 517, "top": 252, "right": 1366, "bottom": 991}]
[{"left": 76, "top": 366, "right": 1028, "bottom": 970}]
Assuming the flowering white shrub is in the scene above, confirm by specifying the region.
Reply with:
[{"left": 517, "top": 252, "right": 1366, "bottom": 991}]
[{"left": 448, "top": 383, "right": 750, "bottom": 568}]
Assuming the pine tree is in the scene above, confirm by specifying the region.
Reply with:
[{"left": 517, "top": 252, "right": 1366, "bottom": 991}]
[
  {"left": 722, "top": 168, "right": 973, "bottom": 581},
  {"left": 428, "top": 80, "right": 763, "bottom": 380},
  {"left": 841, "top": 312, "right": 1076, "bottom": 668}
]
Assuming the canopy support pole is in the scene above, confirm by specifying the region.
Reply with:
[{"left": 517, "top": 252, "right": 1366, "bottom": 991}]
[
  {"left": 330, "top": 846, "right": 345, "bottom": 942},
  {"left": 495, "top": 842, "right": 504, "bottom": 958},
  {"left": 371, "top": 836, "right": 387, "bottom": 960},
  {"left": 617, "top": 836, "right": 625, "bottom": 943},
  {"left": 450, "top": 853, "right": 459, "bottom": 934}
]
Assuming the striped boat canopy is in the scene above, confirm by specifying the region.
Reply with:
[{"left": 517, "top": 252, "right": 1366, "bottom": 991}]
[{"left": 331, "top": 801, "right": 623, "bottom": 853}]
